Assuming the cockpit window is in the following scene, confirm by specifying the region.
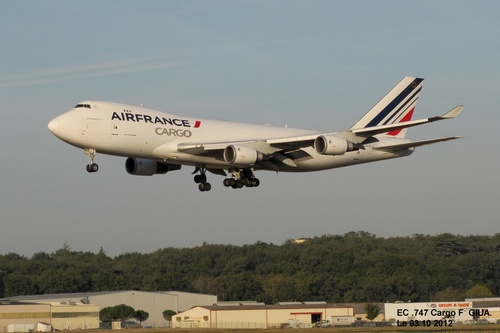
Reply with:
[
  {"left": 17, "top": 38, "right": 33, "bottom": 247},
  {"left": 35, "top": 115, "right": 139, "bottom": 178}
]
[{"left": 75, "top": 104, "right": 91, "bottom": 109}]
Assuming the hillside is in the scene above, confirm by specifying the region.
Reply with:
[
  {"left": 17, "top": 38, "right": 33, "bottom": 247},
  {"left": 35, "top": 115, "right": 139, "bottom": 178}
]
[{"left": 1, "top": 232, "right": 499, "bottom": 302}]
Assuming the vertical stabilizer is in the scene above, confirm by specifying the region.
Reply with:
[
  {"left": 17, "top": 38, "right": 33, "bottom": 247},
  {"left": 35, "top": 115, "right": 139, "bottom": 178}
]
[{"left": 351, "top": 77, "right": 424, "bottom": 138}]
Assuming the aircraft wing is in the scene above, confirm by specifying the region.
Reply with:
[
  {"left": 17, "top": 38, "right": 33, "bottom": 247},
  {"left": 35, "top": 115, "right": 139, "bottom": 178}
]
[
  {"left": 373, "top": 136, "right": 463, "bottom": 151},
  {"left": 178, "top": 140, "right": 284, "bottom": 155},
  {"left": 177, "top": 134, "right": 319, "bottom": 154},
  {"left": 177, "top": 138, "right": 316, "bottom": 169},
  {"left": 174, "top": 106, "right": 463, "bottom": 167}
]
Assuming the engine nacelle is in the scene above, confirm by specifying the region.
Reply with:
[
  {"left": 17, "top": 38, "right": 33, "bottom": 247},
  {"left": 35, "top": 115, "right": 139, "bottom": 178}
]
[
  {"left": 314, "top": 134, "right": 355, "bottom": 155},
  {"left": 223, "top": 145, "right": 263, "bottom": 165},
  {"left": 125, "top": 158, "right": 181, "bottom": 176}
]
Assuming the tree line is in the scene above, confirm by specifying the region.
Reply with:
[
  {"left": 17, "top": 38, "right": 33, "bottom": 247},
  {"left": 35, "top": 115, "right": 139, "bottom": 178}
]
[
  {"left": 99, "top": 305, "right": 176, "bottom": 325},
  {"left": 1, "top": 232, "right": 499, "bottom": 303}
]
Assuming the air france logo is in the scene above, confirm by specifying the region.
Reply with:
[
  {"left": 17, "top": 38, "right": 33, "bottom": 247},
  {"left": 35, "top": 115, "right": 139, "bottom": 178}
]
[
  {"left": 111, "top": 112, "right": 201, "bottom": 128},
  {"left": 111, "top": 111, "right": 201, "bottom": 137}
]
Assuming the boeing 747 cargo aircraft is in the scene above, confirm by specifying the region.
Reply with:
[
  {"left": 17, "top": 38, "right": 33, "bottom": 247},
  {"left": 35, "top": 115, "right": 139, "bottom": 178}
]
[{"left": 48, "top": 77, "right": 462, "bottom": 191}]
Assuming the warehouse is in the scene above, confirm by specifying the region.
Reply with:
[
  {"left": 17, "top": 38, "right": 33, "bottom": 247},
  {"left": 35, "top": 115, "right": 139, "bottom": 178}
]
[
  {"left": 172, "top": 303, "right": 354, "bottom": 329},
  {"left": 50, "top": 302, "right": 99, "bottom": 330},
  {"left": 0, "top": 300, "right": 99, "bottom": 332},
  {"left": 4, "top": 290, "right": 216, "bottom": 328}
]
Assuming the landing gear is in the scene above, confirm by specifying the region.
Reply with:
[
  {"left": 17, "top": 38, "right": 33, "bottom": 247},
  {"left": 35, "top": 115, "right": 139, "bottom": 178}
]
[
  {"left": 86, "top": 163, "right": 99, "bottom": 173},
  {"left": 193, "top": 167, "right": 260, "bottom": 191},
  {"left": 193, "top": 167, "right": 211, "bottom": 192},
  {"left": 198, "top": 182, "right": 212, "bottom": 192},
  {"left": 223, "top": 169, "right": 260, "bottom": 189},
  {"left": 85, "top": 149, "right": 98, "bottom": 173}
]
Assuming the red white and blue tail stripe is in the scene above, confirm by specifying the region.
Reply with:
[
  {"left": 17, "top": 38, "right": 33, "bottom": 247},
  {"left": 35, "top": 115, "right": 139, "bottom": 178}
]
[{"left": 351, "top": 77, "right": 424, "bottom": 138}]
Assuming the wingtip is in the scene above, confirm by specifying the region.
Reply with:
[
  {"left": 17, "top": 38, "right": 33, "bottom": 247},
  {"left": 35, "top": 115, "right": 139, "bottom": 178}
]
[{"left": 442, "top": 105, "right": 464, "bottom": 119}]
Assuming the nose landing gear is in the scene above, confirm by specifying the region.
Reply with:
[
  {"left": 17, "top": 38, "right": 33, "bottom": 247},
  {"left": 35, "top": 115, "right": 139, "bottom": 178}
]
[{"left": 85, "top": 149, "right": 98, "bottom": 173}]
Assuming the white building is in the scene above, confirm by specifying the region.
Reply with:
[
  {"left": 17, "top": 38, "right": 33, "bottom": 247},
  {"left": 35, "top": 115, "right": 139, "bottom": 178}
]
[
  {"left": 173, "top": 303, "right": 354, "bottom": 329},
  {"left": 0, "top": 301, "right": 99, "bottom": 332}
]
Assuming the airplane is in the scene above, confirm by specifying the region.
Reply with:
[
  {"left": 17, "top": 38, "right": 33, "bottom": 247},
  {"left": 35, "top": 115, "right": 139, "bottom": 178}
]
[{"left": 48, "top": 76, "right": 462, "bottom": 192}]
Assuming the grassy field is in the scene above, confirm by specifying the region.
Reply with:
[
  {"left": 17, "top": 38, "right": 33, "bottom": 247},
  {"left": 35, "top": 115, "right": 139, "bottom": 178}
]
[{"left": 75, "top": 326, "right": 500, "bottom": 333}]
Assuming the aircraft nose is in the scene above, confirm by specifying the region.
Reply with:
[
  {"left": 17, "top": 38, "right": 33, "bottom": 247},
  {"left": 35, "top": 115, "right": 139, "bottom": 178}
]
[{"left": 48, "top": 118, "right": 60, "bottom": 135}]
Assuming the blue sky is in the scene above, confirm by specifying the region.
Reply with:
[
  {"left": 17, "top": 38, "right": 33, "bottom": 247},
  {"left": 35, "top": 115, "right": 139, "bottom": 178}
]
[{"left": 1, "top": 1, "right": 498, "bottom": 257}]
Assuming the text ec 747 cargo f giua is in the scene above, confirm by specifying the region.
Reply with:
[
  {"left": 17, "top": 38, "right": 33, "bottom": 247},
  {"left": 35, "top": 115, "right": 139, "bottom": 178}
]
[{"left": 48, "top": 77, "right": 462, "bottom": 192}]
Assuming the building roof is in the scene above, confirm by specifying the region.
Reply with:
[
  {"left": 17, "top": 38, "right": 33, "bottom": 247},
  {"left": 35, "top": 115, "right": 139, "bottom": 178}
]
[
  {"left": 334, "top": 303, "right": 385, "bottom": 314},
  {"left": 195, "top": 303, "right": 354, "bottom": 311},
  {"left": 1, "top": 291, "right": 124, "bottom": 302},
  {"left": 472, "top": 300, "right": 500, "bottom": 308},
  {"left": 0, "top": 300, "right": 47, "bottom": 306},
  {"left": 1, "top": 290, "right": 215, "bottom": 303}
]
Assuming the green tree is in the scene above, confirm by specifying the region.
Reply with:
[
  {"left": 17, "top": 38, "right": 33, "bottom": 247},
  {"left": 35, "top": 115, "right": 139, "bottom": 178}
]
[
  {"left": 218, "top": 272, "right": 262, "bottom": 301},
  {"left": 466, "top": 284, "right": 493, "bottom": 298},
  {"left": 134, "top": 310, "right": 149, "bottom": 324},
  {"left": 261, "top": 274, "right": 297, "bottom": 302},
  {"left": 364, "top": 303, "right": 381, "bottom": 321},
  {"left": 163, "top": 309, "right": 176, "bottom": 321},
  {"left": 113, "top": 304, "right": 136, "bottom": 322},
  {"left": 99, "top": 307, "right": 114, "bottom": 322},
  {"left": 190, "top": 275, "right": 222, "bottom": 295},
  {"left": 293, "top": 271, "right": 318, "bottom": 300},
  {"left": 163, "top": 309, "right": 177, "bottom": 327},
  {"left": 99, "top": 304, "right": 135, "bottom": 322},
  {"left": 0, "top": 269, "right": 6, "bottom": 297},
  {"left": 3, "top": 274, "right": 37, "bottom": 296},
  {"left": 434, "top": 287, "right": 464, "bottom": 301},
  {"left": 1, "top": 233, "right": 500, "bottom": 303}
]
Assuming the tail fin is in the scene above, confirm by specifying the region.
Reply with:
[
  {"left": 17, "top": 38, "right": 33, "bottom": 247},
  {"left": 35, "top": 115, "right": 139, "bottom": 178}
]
[{"left": 351, "top": 77, "right": 424, "bottom": 138}]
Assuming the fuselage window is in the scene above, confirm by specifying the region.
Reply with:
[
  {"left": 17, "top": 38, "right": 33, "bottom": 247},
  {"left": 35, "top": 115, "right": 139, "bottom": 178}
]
[{"left": 75, "top": 104, "right": 91, "bottom": 109}]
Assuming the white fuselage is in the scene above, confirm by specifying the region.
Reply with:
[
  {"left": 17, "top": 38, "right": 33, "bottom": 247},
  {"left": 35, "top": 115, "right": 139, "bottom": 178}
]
[{"left": 48, "top": 101, "right": 412, "bottom": 172}]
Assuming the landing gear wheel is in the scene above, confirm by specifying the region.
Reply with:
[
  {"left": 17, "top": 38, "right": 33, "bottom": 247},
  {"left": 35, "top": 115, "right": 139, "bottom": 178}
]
[
  {"left": 194, "top": 174, "right": 207, "bottom": 183},
  {"left": 86, "top": 163, "right": 98, "bottom": 173},
  {"left": 198, "top": 183, "right": 212, "bottom": 192},
  {"left": 224, "top": 169, "right": 260, "bottom": 189}
]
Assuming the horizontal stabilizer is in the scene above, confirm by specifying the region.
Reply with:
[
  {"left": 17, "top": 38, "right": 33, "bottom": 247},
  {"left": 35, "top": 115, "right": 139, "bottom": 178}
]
[{"left": 374, "top": 136, "right": 463, "bottom": 151}]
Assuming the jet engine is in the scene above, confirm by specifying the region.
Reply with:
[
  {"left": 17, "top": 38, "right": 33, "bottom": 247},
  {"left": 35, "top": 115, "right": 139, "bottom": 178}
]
[
  {"left": 223, "top": 145, "right": 263, "bottom": 165},
  {"left": 314, "top": 134, "right": 355, "bottom": 155},
  {"left": 125, "top": 158, "right": 181, "bottom": 176}
]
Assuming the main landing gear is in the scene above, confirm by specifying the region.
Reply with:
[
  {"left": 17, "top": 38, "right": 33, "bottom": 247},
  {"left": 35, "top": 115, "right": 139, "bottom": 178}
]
[
  {"left": 223, "top": 169, "right": 260, "bottom": 189},
  {"left": 193, "top": 168, "right": 212, "bottom": 192},
  {"left": 85, "top": 149, "right": 98, "bottom": 173},
  {"left": 193, "top": 168, "right": 260, "bottom": 192}
]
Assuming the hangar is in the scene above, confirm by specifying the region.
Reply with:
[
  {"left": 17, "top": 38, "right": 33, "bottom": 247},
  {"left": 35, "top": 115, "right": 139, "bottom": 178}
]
[
  {"left": 3, "top": 290, "right": 216, "bottom": 328},
  {"left": 0, "top": 300, "right": 99, "bottom": 332},
  {"left": 172, "top": 302, "right": 355, "bottom": 329}
]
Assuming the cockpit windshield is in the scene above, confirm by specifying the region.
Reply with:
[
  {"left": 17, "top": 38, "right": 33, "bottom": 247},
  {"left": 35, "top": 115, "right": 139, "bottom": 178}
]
[{"left": 75, "top": 104, "right": 91, "bottom": 109}]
